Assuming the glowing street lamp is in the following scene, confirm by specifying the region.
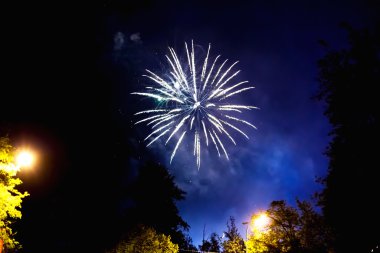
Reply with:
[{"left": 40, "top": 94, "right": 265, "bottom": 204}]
[
  {"left": 16, "top": 150, "right": 35, "bottom": 168},
  {"left": 252, "top": 212, "right": 271, "bottom": 232},
  {"left": 243, "top": 212, "right": 271, "bottom": 240},
  {"left": 242, "top": 212, "right": 271, "bottom": 253},
  {"left": 0, "top": 149, "right": 37, "bottom": 174}
]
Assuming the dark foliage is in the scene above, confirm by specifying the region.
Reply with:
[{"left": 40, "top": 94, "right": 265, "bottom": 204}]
[
  {"left": 199, "top": 232, "right": 221, "bottom": 252},
  {"left": 124, "top": 160, "right": 192, "bottom": 249},
  {"left": 222, "top": 216, "right": 245, "bottom": 253},
  {"left": 316, "top": 24, "right": 380, "bottom": 253}
]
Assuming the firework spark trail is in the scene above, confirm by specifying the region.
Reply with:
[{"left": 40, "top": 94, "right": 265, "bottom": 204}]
[
  {"left": 134, "top": 109, "right": 168, "bottom": 115},
  {"left": 144, "top": 121, "right": 174, "bottom": 141},
  {"left": 201, "top": 120, "right": 209, "bottom": 146},
  {"left": 132, "top": 41, "right": 258, "bottom": 169},
  {"left": 209, "top": 130, "right": 221, "bottom": 157}
]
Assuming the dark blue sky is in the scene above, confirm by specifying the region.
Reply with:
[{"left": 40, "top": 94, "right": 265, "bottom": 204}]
[
  {"left": 2, "top": 1, "right": 379, "bottom": 252},
  {"left": 100, "top": 0, "right": 379, "bottom": 245}
]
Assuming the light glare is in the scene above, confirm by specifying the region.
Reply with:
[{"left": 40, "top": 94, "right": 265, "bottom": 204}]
[
  {"left": 252, "top": 213, "right": 271, "bottom": 231},
  {"left": 16, "top": 151, "right": 35, "bottom": 168}
]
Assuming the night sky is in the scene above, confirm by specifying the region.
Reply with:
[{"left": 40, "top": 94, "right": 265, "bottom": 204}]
[{"left": 2, "top": 0, "right": 379, "bottom": 250}]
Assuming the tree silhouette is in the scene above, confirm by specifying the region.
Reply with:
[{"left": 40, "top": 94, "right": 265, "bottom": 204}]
[
  {"left": 316, "top": 24, "right": 380, "bottom": 252},
  {"left": 125, "top": 160, "right": 192, "bottom": 249},
  {"left": 199, "top": 232, "right": 221, "bottom": 253},
  {"left": 210, "top": 233, "right": 222, "bottom": 252},
  {"left": 199, "top": 239, "right": 213, "bottom": 252},
  {"left": 222, "top": 216, "right": 245, "bottom": 253}
]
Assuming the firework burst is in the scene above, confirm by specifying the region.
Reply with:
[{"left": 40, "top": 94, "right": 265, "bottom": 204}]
[{"left": 132, "top": 41, "right": 258, "bottom": 169}]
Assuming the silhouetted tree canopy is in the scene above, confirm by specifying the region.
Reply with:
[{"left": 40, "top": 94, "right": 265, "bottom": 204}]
[
  {"left": 316, "top": 24, "right": 380, "bottom": 253},
  {"left": 125, "top": 160, "right": 193, "bottom": 249},
  {"left": 199, "top": 238, "right": 213, "bottom": 252},
  {"left": 199, "top": 232, "right": 221, "bottom": 253},
  {"left": 222, "top": 216, "right": 245, "bottom": 253}
]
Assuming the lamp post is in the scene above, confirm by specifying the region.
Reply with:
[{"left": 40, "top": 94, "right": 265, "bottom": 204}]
[
  {"left": 242, "top": 221, "right": 249, "bottom": 240},
  {"left": 242, "top": 221, "right": 249, "bottom": 253}
]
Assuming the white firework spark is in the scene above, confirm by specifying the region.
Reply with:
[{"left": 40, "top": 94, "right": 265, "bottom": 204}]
[{"left": 132, "top": 41, "right": 258, "bottom": 169}]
